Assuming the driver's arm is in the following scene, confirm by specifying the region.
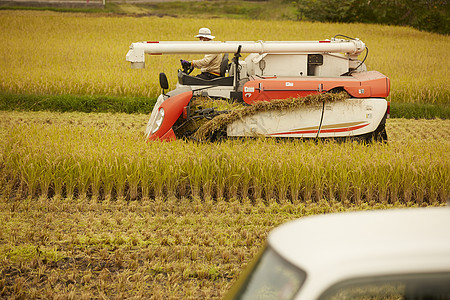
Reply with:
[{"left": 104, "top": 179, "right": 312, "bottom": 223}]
[{"left": 192, "top": 54, "right": 217, "bottom": 69}]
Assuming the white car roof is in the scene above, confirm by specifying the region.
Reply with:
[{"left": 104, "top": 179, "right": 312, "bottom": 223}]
[{"left": 268, "top": 206, "right": 450, "bottom": 299}]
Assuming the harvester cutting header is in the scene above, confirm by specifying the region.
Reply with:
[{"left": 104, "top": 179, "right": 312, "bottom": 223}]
[{"left": 126, "top": 33, "right": 390, "bottom": 142}]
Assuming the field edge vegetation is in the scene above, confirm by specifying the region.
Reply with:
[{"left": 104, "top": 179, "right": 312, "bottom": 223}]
[{"left": 1, "top": 0, "right": 448, "bottom": 34}]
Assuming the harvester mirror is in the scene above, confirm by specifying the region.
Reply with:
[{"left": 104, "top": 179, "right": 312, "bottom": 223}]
[
  {"left": 159, "top": 72, "right": 169, "bottom": 91},
  {"left": 259, "top": 60, "right": 266, "bottom": 73}
]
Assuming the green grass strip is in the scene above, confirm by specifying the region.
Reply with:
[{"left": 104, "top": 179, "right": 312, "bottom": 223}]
[
  {"left": 0, "top": 93, "right": 155, "bottom": 114},
  {"left": 390, "top": 102, "right": 450, "bottom": 119},
  {"left": 1, "top": 93, "right": 448, "bottom": 119}
]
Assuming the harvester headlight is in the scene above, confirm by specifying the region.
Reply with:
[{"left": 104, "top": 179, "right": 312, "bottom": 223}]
[{"left": 151, "top": 108, "right": 165, "bottom": 134}]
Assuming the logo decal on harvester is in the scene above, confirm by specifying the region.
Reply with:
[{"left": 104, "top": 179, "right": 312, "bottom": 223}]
[
  {"left": 244, "top": 87, "right": 254, "bottom": 92},
  {"left": 286, "top": 82, "right": 294, "bottom": 87}
]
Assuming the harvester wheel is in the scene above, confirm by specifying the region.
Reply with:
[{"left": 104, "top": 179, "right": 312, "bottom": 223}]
[
  {"left": 205, "top": 128, "right": 227, "bottom": 142},
  {"left": 373, "top": 126, "right": 388, "bottom": 142},
  {"left": 369, "top": 109, "right": 388, "bottom": 143}
]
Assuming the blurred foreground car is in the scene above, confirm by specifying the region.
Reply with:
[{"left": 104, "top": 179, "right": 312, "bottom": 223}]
[{"left": 225, "top": 207, "right": 450, "bottom": 300}]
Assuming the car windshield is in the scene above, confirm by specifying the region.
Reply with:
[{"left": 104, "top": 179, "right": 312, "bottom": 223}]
[
  {"left": 231, "top": 245, "right": 306, "bottom": 300},
  {"left": 319, "top": 272, "right": 450, "bottom": 300}
]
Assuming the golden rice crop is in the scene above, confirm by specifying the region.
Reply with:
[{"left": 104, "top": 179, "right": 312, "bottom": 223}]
[
  {"left": 0, "top": 111, "right": 448, "bottom": 204},
  {"left": 0, "top": 11, "right": 448, "bottom": 103},
  {"left": 0, "top": 110, "right": 448, "bottom": 299}
]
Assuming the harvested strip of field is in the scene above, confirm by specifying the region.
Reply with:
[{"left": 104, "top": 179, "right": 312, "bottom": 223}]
[
  {"left": 1, "top": 111, "right": 448, "bottom": 203},
  {"left": 0, "top": 194, "right": 425, "bottom": 299}
]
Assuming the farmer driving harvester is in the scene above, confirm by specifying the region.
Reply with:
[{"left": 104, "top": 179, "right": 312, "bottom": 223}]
[{"left": 181, "top": 28, "right": 223, "bottom": 80}]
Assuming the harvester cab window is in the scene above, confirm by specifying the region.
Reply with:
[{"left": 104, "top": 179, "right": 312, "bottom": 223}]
[
  {"left": 178, "top": 53, "right": 234, "bottom": 86},
  {"left": 307, "top": 54, "right": 324, "bottom": 76}
]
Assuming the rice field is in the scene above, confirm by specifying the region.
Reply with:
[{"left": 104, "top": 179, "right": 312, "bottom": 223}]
[
  {"left": 0, "top": 10, "right": 449, "bottom": 104},
  {"left": 0, "top": 9, "right": 449, "bottom": 299},
  {"left": 0, "top": 110, "right": 449, "bottom": 298}
]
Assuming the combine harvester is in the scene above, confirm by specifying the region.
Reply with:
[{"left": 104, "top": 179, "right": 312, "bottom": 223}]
[{"left": 126, "top": 35, "right": 390, "bottom": 142}]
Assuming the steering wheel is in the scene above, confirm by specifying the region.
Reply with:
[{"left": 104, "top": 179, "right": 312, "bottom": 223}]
[{"left": 180, "top": 60, "right": 194, "bottom": 75}]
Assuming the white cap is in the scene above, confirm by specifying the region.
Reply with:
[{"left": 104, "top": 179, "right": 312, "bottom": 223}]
[{"left": 195, "top": 27, "right": 215, "bottom": 40}]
